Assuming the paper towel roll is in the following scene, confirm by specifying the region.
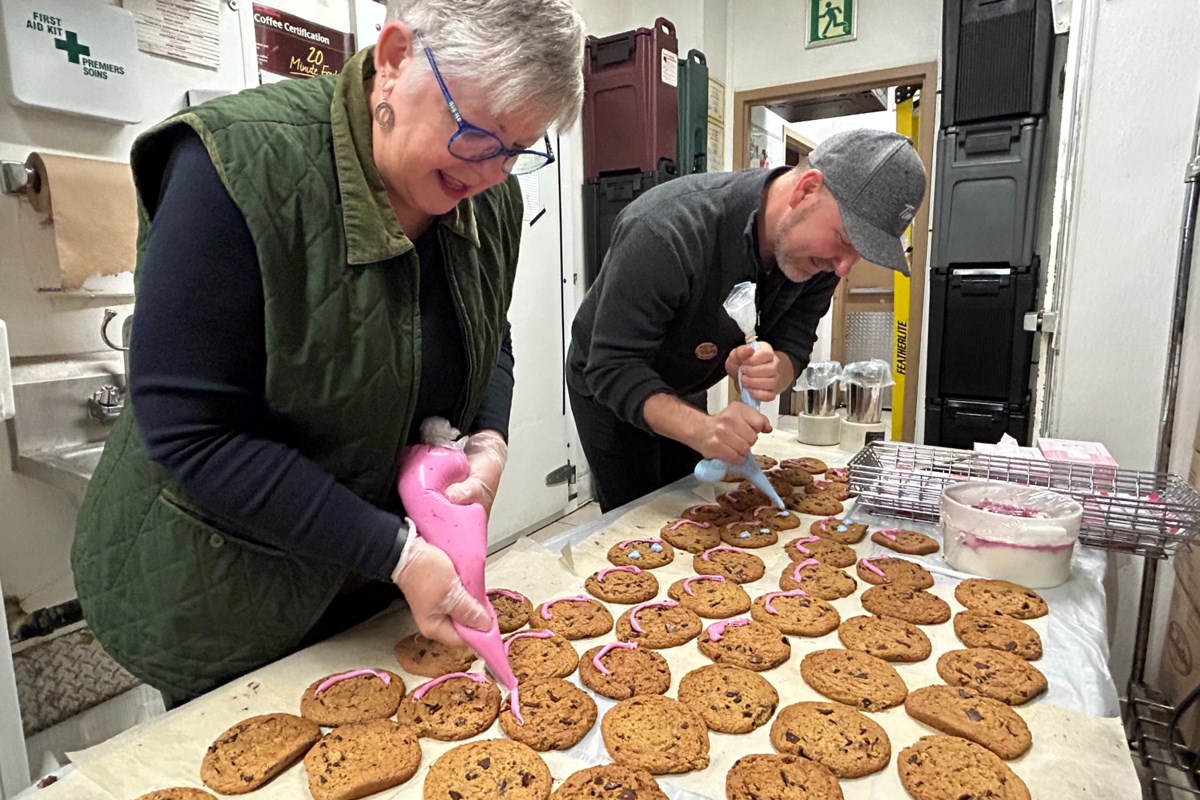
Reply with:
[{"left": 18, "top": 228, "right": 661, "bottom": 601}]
[{"left": 24, "top": 152, "right": 137, "bottom": 290}]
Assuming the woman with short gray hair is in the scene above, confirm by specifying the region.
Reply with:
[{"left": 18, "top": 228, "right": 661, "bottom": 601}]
[{"left": 72, "top": 0, "right": 585, "bottom": 706}]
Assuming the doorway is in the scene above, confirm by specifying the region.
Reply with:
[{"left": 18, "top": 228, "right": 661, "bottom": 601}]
[{"left": 733, "top": 63, "right": 938, "bottom": 442}]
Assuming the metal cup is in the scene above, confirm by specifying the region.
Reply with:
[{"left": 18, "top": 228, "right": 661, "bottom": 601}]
[
  {"left": 846, "top": 384, "right": 884, "bottom": 424},
  {"left": 801, "top": 384, "right": 838, "bottom": 416}
]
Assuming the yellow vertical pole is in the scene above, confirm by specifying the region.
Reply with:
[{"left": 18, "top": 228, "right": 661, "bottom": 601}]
[{"left": 892, "top": 95, "right": 917, "bottom": 441}]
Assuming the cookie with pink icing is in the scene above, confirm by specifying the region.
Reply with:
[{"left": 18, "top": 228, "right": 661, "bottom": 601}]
[
  {"left": 692, "top": 546, "right": 766, "bottom": 584},
  {"left": 487, "top": 589, "right": 533, "bottom": 634},
  {"left": 697, "top": 618, "right": 791, "bottom": 671},
  {"left": 718, "top": 519, "right": 779, "bottom": 549},
  {"left": 782, "top": 535, "right": 857, "bottom": 568},
  {"left": 786, "top": 492, "right": 844, "bottom": 517},
  {"left": 529, "top": 596, "right": 614, "bottom": 639},
  {"left": 780, "top": 457, "right": 827, "bottom": 474},
  {"left": 666, "top": 575, "right": 751, "bottom": 619},
  {"left": 856, "top": 556, "right": 934, "bottom": 589},
  {"left": 778, "top": 558, "right": 857, "bottom": 600},
  {"left": 751, "top": 505, "right": 802, "bottom": 531},
  {"left": 680, "top": 502, "right": 733, "bottom": 524},
  {"left": 737, "top": 474, "right": 794, "bottom": 499},
  {"left": 808, "top": 516, "right": 867, "bottom": 544},
  {"left": 503, "top": 630, "right": 579, "bottom": 682},
  {"left": 806, "top": 477, "right": 853, "bottom": 501},
  {"left": 614, "top": 600, "right": 703, "bottom": 649},
  {"left": 395, "top": 672, "right": 500, "bottom": 740},
  {"left": 720, "top": 487, "right": 770, "bottom": 513},
  {"left": 659, "top": 518, "right": 721, "bottom": 554},
  {"left": 584, "top": 565, "right": 659, "bottom": 604},
  {"left": 606, "top": 538, "right": 675, "bottom": 569},
  {"left": 871, "top": 527, "right": 939, "bottom": 556},
  {"left": 299, "top": 668, "right": 406, "bottom": 726},
  {"left": 578, "top": 642, "right": 671, "bottom": 700},
  {"left": 769, "top": 466, "right": 815, "bottom": 487},
  {"left": 750, "top": 590, "right": 841, "bottom": 637}
]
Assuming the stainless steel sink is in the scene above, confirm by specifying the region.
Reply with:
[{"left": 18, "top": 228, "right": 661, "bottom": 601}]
[{"left": 17, "top": 443, "right": 107, "bottom": 506}]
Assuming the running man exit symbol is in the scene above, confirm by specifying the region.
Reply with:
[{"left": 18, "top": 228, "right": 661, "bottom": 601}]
[
  {"left": 807, "top": 0, "right": 856, "bottom": 49},
  {"left": 54, "top": 30, "right": 90, "bottom": 64}
]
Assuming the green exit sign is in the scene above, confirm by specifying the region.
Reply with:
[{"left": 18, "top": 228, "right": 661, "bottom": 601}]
[{"left": 807, "top": 0, "right": 856, "bottom": 49}]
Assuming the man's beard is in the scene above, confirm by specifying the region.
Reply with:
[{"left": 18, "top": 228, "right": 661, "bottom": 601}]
[{"left": 773, "top": 203, "right": 821, "bottom": 282}]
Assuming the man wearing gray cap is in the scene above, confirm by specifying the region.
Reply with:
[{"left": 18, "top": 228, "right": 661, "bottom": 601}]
[{"left": 567, "top": 128, "right": 926, "bottom": 512}]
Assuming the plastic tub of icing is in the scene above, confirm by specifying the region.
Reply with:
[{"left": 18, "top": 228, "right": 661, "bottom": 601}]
[{"left": 940, "top": 481, "right": 1082, "bottom": 588}]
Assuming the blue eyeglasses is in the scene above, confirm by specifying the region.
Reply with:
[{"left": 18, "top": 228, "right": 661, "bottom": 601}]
[{"left": 416, "top": 32, "right": 554, "bottom": 175}]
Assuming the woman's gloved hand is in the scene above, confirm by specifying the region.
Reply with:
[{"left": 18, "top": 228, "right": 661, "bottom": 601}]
[
  {"left": 443, "top": 429, "right": 508, "bottom": 516},
  {"left": 390, "top": 520, "right": 491, "bottom": 647}
]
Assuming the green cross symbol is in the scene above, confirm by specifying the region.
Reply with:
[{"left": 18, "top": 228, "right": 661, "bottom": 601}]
[{"left": 54, "top": 30, "right": 90, "bottom": 64}]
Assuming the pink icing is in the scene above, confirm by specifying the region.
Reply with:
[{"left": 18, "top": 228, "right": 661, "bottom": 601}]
[
  {"left": 791, "top": 536, "right": 821, "bottom": 556},
  {"left": 700, "top": 545, "right": 742, "bottom": 561},
  {"left": 971, "top": 498, "right": 1048, "bottom": 518},
  {"left": 683, "top": 575, "right": 725, "bottom": 595},
  {"left": 591, "top": 641, "right": 638, "bottom": 675},
  {"left": 723, "top": 520, "right": 751, "bottom": 530},
  {"left": 487, "top": 588, "right": 525, "bottom": 602},
  {"left": 686, "top": 503, "right": 723, "bottom": 514},
  {"left": 629, "top": 600, "right": 678, "bottom": 633},
  {"left": 667, "top": 519, "right": 711, "bottom": 531},
  {"left": 860, "top": 557, "right": 888, "bottom": 580},
  {"left": 397, "top": 444, "right": 516, "bottom": 691},
  {"left": 503, "top": 629, "right": 554, "bottom": 656},
  {"left": 597, "top": 566, "right": 641, "bottom": 580},
  {"left": 753, "top": 505, "right": 790, "bottom": 518},
  {"left": 706, "top": 618, "right": 750, "bottom": 641},
  {"left": 540, "top": 595, "right": 593, "bottom": 620},
  {"left": 876, "top": 528, "right": 900, "bottom": 541},
  {"left": 763, "top": 589, "right": 807, "bottom": 615},
  {"left": 315, "top": 669, "right": 391, "bottom": 694},
  {"left": 617, "top": 538, "right": 660, "bottom": 549},
  {"left": 411, "top": 671, "right": 487, "bottom": 701},
  {"left": 812, "top": 478, "right": 831, "bottom": 489},
  {"left": 828, "top": 468, "right": 849, "bottom": 480},
  {"left": 790, "top": 558, "right": 820, "bottom": 582}
]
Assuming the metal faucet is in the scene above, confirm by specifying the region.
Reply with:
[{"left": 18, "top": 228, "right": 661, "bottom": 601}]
[{"left": 87, "top": 384, "right": 124, "bottom": 422}]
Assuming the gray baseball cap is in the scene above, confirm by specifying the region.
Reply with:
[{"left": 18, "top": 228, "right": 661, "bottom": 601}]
[{"left": 809, "top": 129, "right": 927, "bottom": 275}]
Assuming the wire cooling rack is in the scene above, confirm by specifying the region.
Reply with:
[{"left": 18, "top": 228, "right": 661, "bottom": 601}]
[{"left": 846, "top": 441, "right": 1200, "bottom": 559}]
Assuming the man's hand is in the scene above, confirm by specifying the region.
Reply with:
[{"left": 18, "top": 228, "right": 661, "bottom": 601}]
[
  {"left": 726, "top": 342, "right": 790, "bottom": 403},
  {"left": 444, "top": 429, "right": 508, "bottom": 516},
  {"left": 391, "top": 524, "right": 492, "bottom": 647},
  {"left": 691, "top": 402, "right": 772, "bottom": 462}
]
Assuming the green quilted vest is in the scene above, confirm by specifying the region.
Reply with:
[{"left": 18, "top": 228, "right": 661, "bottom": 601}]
[{"left": 71, "top": 47, "right": 522, "bottom": 698}]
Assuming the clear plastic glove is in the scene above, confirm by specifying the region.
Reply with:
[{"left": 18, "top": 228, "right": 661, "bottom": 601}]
[
  {"left": 444, "top": 429, "right": 508, "bottom": 516},
  {"left": 725, "top": 341, "right": 788, "bottom": 403},
  {"left": 692, "top": 402, "right": 772, "bottom": 463},
  {"left": 390, "top": 520, "right": 492, "bottom": 648}
]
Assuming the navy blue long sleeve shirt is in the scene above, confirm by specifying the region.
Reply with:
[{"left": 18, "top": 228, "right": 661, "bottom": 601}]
[{"left": 130, "top": 131, "right": 515, "bottom": 581}]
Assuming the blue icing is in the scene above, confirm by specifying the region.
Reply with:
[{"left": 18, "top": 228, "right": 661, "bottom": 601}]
[
  {"left": 628, "top": 550, "right": 642, "bottom": 559},
  {"left": 650, "top": 543, "right": 664, "bottom": 553},
  {"left": 836, "top": 525, "right": 847, "bottom": 532},
  {"left": 759, "top": 528, "right": 771, "bottom": 534},
  {"left": 738, "top": 531, "right": 751, "bottom": 539}
]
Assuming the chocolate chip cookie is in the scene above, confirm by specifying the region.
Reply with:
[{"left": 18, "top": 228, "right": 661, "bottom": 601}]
[
  {"left": 300, "top": 668, "right": 406, "bottom": 727},
  {"left": 861, "top": 584, "right": 951, "bottom": 625},
  {"left": 578, "top": 642, "right": 671, "bottom": 700},
  {"left": 676, "top": 664, "right": 779, "bottom": 734},
  {"left": 503, "top": 630, "right": 579, "bottom": 682},
  {"left": 936, "top": 648, "right": 1048, "bottom": 705},
  {"left": 201, "top": 713, "right": 322, "bottom": 794},
  {"left": 720, "top": 487, "right": 769, "bottom": 513},
  {"left": 771, "top": 466, "right": 815, "bottom": 487},
  {"left": 607, "top": 538, "right": 675, "bottom": 569},
  {"left": 499, "top": 678, "right": 597, "bottom": 751},
  {"left": 304, "top": 719, "right": 421, "bottom": 800},
  {"left": 584, "top": 566, "right": 660, "bottom": 604},
  {"left": 396, "top": 672, "right": 501, "bottom": 741},
  {"left": 693, "top": 546, "right": 766, "bottom": 584},
  {"left": 953, "top": 610, "right": 1043, "bottom": 660},
  {"left": 904, "top": 685, "right": 1032, "bottom": 759},
  {"left": 955, "top": 579, "right": 1049, "bottom": 620},
  {"left": 719, "top": 519, "right": 779, "bottom": 549},
  {"left": 697, "top": 618, "right": 792, "bottom": 671},
  {"left": 752, "top": 506, "right": 802, "bottom": 531},
  {"left": 806, "top": 478, "right": 853, "bottom": 501},
  {"left": 871, "top": 527, "right": 939, "bottom": 555},
  {"left": 681, "top": 502, "right": 734, "bottom": 524},
  {"left": 667, "top": 575, "right": 752, "bottom": 618},
  {"left": 488, "top": 589, "right": 534, "bottom": 634},
  {"left": 778, "top": 559, "right": 857, "bottom": 600},
  {"left": 780, "top": 457, "right": 828, "bottom": 474},
  {"left": 800, "top": 649, "right": 908, "bottom": 711},
  {"left": 808, "top": 517, "right": 867, "bottom": 544},
  {"left": 135, "top": 791, "right": 216, "bottom": 800},
  {"left": 754, "top": 454, "right": 779, "bottom": 471},
  {"left": 750, "top": 590, "right": 841, "bottom": 636},
  {"left": 898, "top": 735, "right": 1031, "bottom": 800},
  {"left": 783, "top": 535, "right": 857, "bottom": 568},
  {"left": 601, "top": 695, "right": 710, "bottom": 774},
  {"left": 394, "top": 633, "right": 477, "bottom": 678},
  {"left": 551, "top": 765, "right": 668, "bottom": 800},
  {"left": 615, "top": 601, "right": 704, "bottom": 648},
  {"left": 769, "top": 701, "right": 890, "bottom": 778},
  {"left": 855, "top": 556, "right": 935, "bottom": 589},
  {"left": 530, "top": 596, "right": 614, "bottom": 639},
  {"left": 786, "top": 493, "right": 844, "bottom": 516},
  {"left": 726, "top": 754, "right": 843, "bottom": 800},
  {"left": 423, "top": 739, "right": 552, "bottom": 800},
  {"left": 659, "top": 519, "right": 721, "bottom": 553},
  {"left": 838, "top": 615, "right": 932, "bottom": 662}
]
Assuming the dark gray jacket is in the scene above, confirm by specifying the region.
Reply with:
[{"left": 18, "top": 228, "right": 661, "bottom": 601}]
[{"left": 567, "top": 168, "right": 839, "bottom": 432}]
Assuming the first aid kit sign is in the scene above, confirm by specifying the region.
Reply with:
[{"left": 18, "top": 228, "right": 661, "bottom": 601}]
[{"left": 1, "top": 0, "right": 141, "bottom": 122}]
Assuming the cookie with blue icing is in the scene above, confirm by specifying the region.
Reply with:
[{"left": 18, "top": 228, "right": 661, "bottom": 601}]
[
  {"left": 808, "top": 516, "right": 867, "bottom": 544},
  {"left": 718, "top": 519, "right": 779, "bottom": 549},
  {"left": 606, "top": 538, "right": 675, "bottom": 569}
]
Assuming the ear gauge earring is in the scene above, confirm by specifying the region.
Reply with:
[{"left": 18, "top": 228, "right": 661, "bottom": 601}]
[{"left": 374, "top": 100, "right": 395, "bottom": 129}]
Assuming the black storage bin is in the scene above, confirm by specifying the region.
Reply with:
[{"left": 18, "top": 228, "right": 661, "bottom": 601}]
[
  {"left": 925, "top": 397, "right": 1030, "bottom": 449},
  {"left": 931, "top": 117, "right": 1046, "bottom": 268},
  {"left": 926, "top": 262, "right": 1037, "bottom": 404},
  {"left": 942, "top": 0, "right": 1055, "bottom": 126},
  {"left": 583, "top": 171, "right": 662, "bottom": 286},
  {"left": 677, "top": 49, "right": 708, "bottom": 176},
  {"left": 583, "top": 18, "right": 679, "bottom": 179}
]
